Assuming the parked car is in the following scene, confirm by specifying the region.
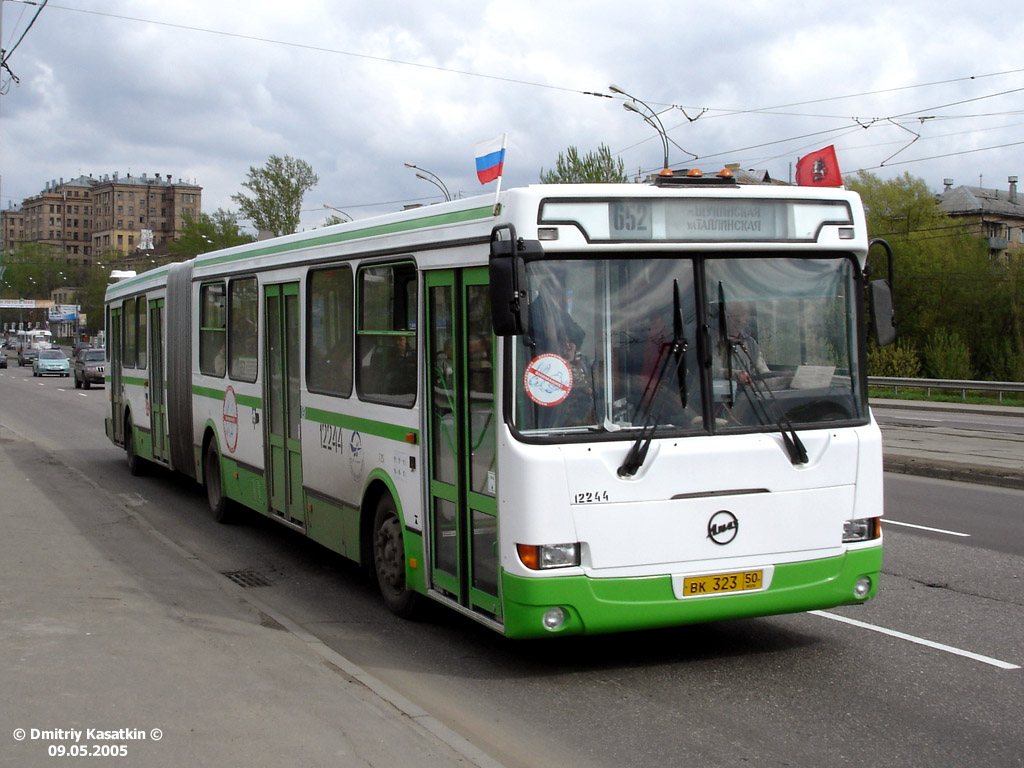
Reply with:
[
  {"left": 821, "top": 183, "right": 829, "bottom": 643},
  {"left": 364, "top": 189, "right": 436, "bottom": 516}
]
[
  {"left": 18, "top": 347, "right": 38, "bottom": 366},
  {"left": 33, "top": 348, "right": 70, "bottom": 377},
  {"left": 73, "top": 348, "right": 106, "bottom": 389},
  {"left": 0, "top": 352, "right": 7, "bottom": 369}
]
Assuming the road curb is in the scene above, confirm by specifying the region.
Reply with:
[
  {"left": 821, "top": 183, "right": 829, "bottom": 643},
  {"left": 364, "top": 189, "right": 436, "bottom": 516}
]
[{"left": 884, "top": 454, "right": 1024, "bottom": 491}]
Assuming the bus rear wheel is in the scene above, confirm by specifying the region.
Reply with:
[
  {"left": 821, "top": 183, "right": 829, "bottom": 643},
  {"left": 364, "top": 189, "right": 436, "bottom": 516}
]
[{"left": 372, "top": 495, "right": 423, "bottom": 618}]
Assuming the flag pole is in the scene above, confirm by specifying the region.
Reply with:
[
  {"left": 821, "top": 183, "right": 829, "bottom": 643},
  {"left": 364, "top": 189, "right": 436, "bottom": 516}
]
[{"left": 491, "top": 132, "right": 507, "bottom": 215}]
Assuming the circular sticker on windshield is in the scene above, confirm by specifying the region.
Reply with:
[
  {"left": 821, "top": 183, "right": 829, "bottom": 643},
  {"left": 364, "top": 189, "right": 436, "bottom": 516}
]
[{"left": 523, "top": 353, "right": 573, "bottom": 406}]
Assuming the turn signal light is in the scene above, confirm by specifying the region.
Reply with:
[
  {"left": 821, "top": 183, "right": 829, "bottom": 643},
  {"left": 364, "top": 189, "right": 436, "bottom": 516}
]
[{"left": 516, "top": 543, "right": 581, "bottom": 570}]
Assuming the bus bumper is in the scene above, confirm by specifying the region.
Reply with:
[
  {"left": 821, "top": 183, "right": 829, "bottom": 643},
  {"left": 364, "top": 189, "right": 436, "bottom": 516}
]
[{"left": 500, "top": 546, "right": 882, "bottom": 639}]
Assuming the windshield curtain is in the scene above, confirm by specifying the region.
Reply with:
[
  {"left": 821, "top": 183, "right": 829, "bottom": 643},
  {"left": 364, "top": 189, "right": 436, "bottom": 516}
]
[{"left": 511, "top": 255, "right": 865, "bottom": 438}]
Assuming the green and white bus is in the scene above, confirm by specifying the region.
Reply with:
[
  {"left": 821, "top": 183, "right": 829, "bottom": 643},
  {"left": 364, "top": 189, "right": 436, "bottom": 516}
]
[{"left": 104, "top": 174, "right": 895, "bottom": 638}]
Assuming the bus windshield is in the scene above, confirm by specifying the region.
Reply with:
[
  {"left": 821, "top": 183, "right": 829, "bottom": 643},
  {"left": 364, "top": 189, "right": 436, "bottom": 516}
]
[{"left": 512, "top": 255, "right": 866, "bottom": 437}]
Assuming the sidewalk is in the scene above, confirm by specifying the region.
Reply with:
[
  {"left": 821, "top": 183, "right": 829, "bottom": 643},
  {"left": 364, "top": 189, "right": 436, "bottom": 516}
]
[
  {"left": 0, "top": 424, "right": 498, "bottom": 768},
  {"left": 872, "top": 398, "right": 1024, "bottom": 490}
]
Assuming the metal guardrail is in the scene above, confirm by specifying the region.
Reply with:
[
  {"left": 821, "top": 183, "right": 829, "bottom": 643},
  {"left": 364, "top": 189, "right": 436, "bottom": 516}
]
[{"left": 868, "top": 377, "right": 1024, "bottom": 402}]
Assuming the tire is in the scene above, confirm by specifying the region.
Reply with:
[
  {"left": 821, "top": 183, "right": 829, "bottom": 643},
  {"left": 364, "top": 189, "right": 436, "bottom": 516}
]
[
  {"left": 372, "top": 494, "right": 424, "bottom": 618},
  {"left": 204, "top": 440, "right": 236, "bottom": 524},
  {"left": 125, "top": 416, "right": 146, "bottom": 477},
  {"left": 83, "top": 379, "right": 91, "bottom": 390},
  {"left": 74, "top": 374, "right": 82, "bottom": 389}
]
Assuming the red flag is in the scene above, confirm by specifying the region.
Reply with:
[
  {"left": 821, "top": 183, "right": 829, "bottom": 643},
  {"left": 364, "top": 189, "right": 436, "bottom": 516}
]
[{"left": 796, "top": 145, "right": 842, "bottom": 187}]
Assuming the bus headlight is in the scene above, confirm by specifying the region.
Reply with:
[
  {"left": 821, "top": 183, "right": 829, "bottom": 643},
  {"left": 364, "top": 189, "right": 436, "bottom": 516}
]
[
  {"left": 517, "top": 543, "right": 581, "bottom": 570},
  {"left": 842, "top": 517, "right": 881, "bottom": 543}
]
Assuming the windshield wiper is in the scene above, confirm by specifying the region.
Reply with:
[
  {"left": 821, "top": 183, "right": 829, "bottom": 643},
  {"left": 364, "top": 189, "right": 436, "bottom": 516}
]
[
  {"left": 618, "top": 280, "right": 688, "bottom": 478},
  {"left": 718, "top": 283, "right": 807, "bottom": 465},
  {"left": 729, "top": 337, "right": 809, "bottom": 466}
]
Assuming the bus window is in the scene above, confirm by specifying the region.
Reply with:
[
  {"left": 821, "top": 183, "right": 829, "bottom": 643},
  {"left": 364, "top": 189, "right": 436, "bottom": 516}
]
[
  {"left": 307, "top": 266, "right": 353, "bottom": 397},
  {"left": 123, "top": 298, "right": 137, "bottom": 368},
  {"left": 228, "top": 277, "right": 259, "bottom": 382},
  {"left": 199, "top": 282, "right": 226, "bottom": 377},
  {"left": 136, "top": 296, "right": 147, "bottom": 369},
  {"left": 357, "top": 262, "right": 417, "bottom": 406}
]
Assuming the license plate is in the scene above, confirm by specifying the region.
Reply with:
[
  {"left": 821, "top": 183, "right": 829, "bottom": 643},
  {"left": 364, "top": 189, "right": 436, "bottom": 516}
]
[{"left": 681, "top": 569, "right": 763, "bottom": 597}]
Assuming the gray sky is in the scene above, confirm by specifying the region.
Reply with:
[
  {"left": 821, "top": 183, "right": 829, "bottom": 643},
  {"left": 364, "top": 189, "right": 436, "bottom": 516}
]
[{"left": 3, "top": 0, "right": 1023, "bottom": 232}]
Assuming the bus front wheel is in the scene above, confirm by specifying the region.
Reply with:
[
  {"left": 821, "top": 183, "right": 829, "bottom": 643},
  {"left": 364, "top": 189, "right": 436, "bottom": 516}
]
[
  {"left": 204, "top": 440, "right": 236, "bottom": 524},
  {"left": 372, "top": 495, "right": 423, "bottom": 618},
  {"left": 125, "top": 416, "right": 145, "bottom": 477}
]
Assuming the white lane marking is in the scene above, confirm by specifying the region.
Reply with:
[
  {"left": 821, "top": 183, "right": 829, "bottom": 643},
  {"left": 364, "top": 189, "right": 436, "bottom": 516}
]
[
  {"left": 811, "top": 610, "right": 1020, "bottom": 670},
  {"left": 883, "top": 519, "right": 971, "bottom": 537}
]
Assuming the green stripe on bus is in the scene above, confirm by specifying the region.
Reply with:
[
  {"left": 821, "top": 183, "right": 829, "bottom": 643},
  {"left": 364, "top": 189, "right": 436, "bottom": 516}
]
[
  {"left": 193, "top": 385, "right": 225, "bottom": 401},
  {"left": 191, "top": 385, "right": 262, "bottom": 409},
  {"left": 196, "top": 205, "right": 495, "bottom": 267},
  {"left": 122, "top": 376, "right": 149, "bottom": 387},
  {"left": 304, "top": 406, "right": 418, "bottom": 444}
]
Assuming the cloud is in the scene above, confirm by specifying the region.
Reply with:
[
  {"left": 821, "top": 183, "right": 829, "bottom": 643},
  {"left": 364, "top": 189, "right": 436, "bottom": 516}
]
[{"left": 3, "top": 0, "right": 1024, "bottom": 229}]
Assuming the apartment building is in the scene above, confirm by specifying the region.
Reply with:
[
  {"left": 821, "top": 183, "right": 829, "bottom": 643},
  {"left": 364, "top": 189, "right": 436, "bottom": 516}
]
[
  {"left": 937, "top": 176, "right": 1024, "bottom": 259},
  {"left": 1, "top": 172, "right": 202, "bottom": 264}
]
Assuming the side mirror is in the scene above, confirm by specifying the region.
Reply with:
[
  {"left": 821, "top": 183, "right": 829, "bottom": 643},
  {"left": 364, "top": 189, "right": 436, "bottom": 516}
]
[
  {"left": 869, "top": 280, "right": 896, "bottom": 346},
  {"left": 489, "top": 225, "right": 541, "bottom": 336}
]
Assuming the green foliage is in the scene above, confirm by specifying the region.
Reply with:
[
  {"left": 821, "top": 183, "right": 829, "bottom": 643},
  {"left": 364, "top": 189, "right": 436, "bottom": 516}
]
[
  {"left": 922, "top": 330, "right": 972, "bottom": 379},
  {"left": 168, "top": 209, "right": 255, "bottom": 258},
  {"left": 540, "top": 144, "right": 628, "bottom": 184},
  {"left": 0, "top": 243, "right": 65, "bottom": 298},
  {"left": 848, "top": 170, "right": 1024, "bottom": 381},
  {"left": 867, "top": 338, "right": 921, "bottom": 377},
  {"left": 231, "top": 154, "right": 319, "bottom": 237}
]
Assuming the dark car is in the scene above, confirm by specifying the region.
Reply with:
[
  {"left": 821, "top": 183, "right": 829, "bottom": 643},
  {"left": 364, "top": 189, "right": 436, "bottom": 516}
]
[
  {"left": 0, "top": 351, "right": 7, "bottom": 369},
  {"left": 73, "top": 348, "right": 107, "bottom": 389},
  {"left": 18, "top": 346, "right": 38, "bottom": 366}
]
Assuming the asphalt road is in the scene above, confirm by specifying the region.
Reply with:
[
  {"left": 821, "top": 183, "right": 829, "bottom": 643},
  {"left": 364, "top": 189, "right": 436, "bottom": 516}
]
[{"left": 2, "top": 362, "right": 1021, "bottom": 768}]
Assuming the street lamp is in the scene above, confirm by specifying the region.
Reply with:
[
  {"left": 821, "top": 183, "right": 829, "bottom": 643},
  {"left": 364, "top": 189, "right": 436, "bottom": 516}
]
[
  {"left": 322, "top": 204, "right": 353, "bottom": 222},
  {"left": 609, "top": 84, "right": 673, "bottom": 176},
  {"left": 404, "top": 163, "right": 452, "bottom": 202}
]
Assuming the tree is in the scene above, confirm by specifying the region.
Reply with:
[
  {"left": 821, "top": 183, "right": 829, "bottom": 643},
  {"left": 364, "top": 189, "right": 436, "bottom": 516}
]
[
  {"left": 847, "top": 170, "right": 1022, "bottom": 380},
  {"left": 231, "top": 154, "right": 319, "bottom": 237},
  {"left": 540, "top": 144, "right": 628, "bottom": 184},
  {"left": 0, "top": 243, "right": 63, "bottom": 298},
  {"left": 167, "top": 209, "right": 255, "bottom": 258}
]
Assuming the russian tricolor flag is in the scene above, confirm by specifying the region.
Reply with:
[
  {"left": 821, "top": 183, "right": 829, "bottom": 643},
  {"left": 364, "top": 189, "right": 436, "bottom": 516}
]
[{"left": 475, "top": 135, "right": 506, "bottom": 185}]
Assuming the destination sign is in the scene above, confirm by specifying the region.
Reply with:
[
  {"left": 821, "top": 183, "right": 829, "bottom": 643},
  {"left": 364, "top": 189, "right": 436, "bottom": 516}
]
[{"left": 540, "top": 198, "right": 852, "bottom": 243}]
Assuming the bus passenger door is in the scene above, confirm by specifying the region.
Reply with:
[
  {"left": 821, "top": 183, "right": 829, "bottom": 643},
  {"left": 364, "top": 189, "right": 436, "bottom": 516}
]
[
  {"left": 110, "top": 305, "right": 124, "bottom": 445},
  {"left": 425, "top": 268, "right": 500, "bottom": 619},
  {"left": 148, "top": 298, "right": 167, "bottom": 463},
  {"left": 264, "top": 283, "right": 305, "bottom": 527}
]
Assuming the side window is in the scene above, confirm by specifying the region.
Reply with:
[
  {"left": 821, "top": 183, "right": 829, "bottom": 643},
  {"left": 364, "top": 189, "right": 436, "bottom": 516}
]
[
  {"left": 136, "top": 295, "right": 147, "bottom": 369},
  {"left": 199, "top": 282, "right": 226, "bottom": 377},
  {"left": 228, "top": 277, "right": 258, "bottom": 382},
  {"left": 308, "top": 265, "right": 353, "bottom": 397},
  {"left": 357, "top": 262, "right": 417, "bottom": 406},
  {"left": 123, "top": 298, "right": 136, "bottom": 368}
]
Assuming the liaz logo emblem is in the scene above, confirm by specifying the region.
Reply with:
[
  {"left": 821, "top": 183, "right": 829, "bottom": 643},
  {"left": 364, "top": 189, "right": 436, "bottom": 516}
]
[{"left": 707, "top": 510, "right": 739, "bottom": 545}]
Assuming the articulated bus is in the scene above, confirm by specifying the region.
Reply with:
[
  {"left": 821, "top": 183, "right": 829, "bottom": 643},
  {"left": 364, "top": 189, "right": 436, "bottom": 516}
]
[{"left": 104, "top": 174, "right": 896, "bottom": 638}]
